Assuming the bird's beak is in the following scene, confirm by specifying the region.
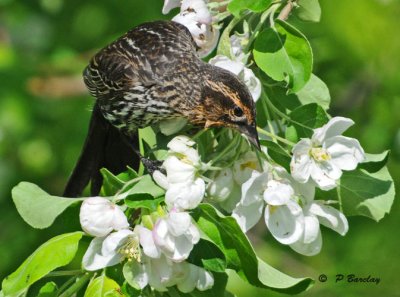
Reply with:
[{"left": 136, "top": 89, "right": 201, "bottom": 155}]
[{"left": 238, "top": 124, "right": 260, "bottom": 150}]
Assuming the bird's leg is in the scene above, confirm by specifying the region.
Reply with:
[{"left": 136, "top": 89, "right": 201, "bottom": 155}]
[{"left": 120, "top": 133, "right": 165, "bottom": 175}]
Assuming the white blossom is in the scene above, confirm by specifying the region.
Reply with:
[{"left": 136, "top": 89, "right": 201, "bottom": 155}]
[
  {"left": 291, "top": 117, "right": 365, "bottom": 190},
  {"left": 232, "top": 165, "right": 348, "bottom": 255},
  {"left": 153, "top": 136, "right": 206, "bottom": 210},
  {"left": 80, "top": 197, "right": 129, "bottom": 237},
  {"left": 181, "top": 0, "right": 212, "bottom": 24},
  {"left": 173, "top": 14, "right": 219, "bottom": 57},
  {"left": 129, "top": 255, "right": 214, "bottom": 292},
  {"left": 209, "top": 55, "right": 261, "bottom": 101},
  {"left": 82, "top": 229, "right": 140, "bottom": 271},
  {"left": 137, "top": 210, "right": 200, "bottom": 262}
]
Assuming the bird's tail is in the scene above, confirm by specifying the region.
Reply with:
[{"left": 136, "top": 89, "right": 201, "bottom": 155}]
[{"left": 63, "top": 103, "right": 140, "bottom": 197}]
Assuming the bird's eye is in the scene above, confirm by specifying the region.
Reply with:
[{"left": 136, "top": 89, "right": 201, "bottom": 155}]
[{"left": 233, "top": 106, "right": 244, "bottom": 117}]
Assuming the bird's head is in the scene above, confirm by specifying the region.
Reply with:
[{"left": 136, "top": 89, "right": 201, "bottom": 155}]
[{"left": 194, "top": 65, "right": 260, "bottom": 149}]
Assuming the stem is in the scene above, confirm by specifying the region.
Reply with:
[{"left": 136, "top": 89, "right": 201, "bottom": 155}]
[
  {"left": 57, "top": 276, "right": 79, "bottom": 296},
  {"left": 209, "top": 133, "right": 240, "bottom": 165},
  {"left": 244, "top": 2, "right": 282, "bottom": 52},
  {"left": 115, "top": 175, "right": 145, "bottom": 200},
  {"left": 257, "top": 127, "right": 294, "bottom": 146},
  {"left": 58, "top": 273, "right": 92, "bottom": 297},
  {"left": 45, "top": 270, "right": 82, "bottom": 277}
]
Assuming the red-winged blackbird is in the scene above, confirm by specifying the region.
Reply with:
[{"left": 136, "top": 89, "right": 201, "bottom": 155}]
[{"left": 64, "top": 20, "right": 259, "bottom": 197}]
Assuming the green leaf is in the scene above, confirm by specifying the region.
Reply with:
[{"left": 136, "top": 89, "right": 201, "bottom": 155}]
[
  {"left": 2, "top": 232, "right": 83, "bottom": 296},
  {"left": 101, "top": 168, "right": 126, "bottom": 196},
  {"left": 217, "top": 18, "right": 240, "bottom": 58},
  {"left": 122, "top": 261, "right": 142, "bottom": 291},
  {"left": 192, "top": 204, "right": 313, "bottom": 294},
  {"left": 228, "top": 0, "right": 272, "bottom": 17},
  {"left": 254, "top": 20, "right": 313, "bottom": 92},
  {"left": 37, "top": 282, "right": 58, "bottom": 297},
  {"left": 296, "top": 0, "right": 321, "bottom": 22},
  {"left": 295, "top": 74, "right": 330, "bottom": 110},
  {"left": 124, "top": 174, "right": 164, "bottom": 198},
  {"left": 125, "top": 197, "right": 163, "bottom": 211},
  {"left": 359, "top": 150, "right": 390, "bottom": 173},
  {"left": 260, "top": 140, "right": 291, "bottom": 171},
  {"left": 12, "top": 182, "right": 84, "bottom": 229},
  {"left": 84, "top": 275, "right": 123, "bottom": 297},
  {"left": 340, "top": 167, "right": 395, "bottom": 222},
  {"left": 188, "top": 239, "right": 227, "bottom": 273},
  {"left": 289, "top": 103, "right": 329, "bottom": 138}
]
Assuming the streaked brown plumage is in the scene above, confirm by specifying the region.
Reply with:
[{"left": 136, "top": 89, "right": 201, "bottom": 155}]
[{"left": 64, "top": 20, "right": 259, "bottom": 197}]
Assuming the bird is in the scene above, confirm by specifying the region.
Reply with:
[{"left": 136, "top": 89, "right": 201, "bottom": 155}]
[{"left": 64, "top": 20, "right": 260, "bottom": 197}]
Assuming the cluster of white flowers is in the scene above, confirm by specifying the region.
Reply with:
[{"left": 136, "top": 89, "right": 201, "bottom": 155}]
[
  {"left": 232, "top": 166, "right": 348, "bottom": 255},
  {"left": 207, "top": 117, "right": 364, "bottom": 255},
  {"left": 79, "top": 197, "right": 213, "bottom": 292},
  {"left": 153, "top": 136, "right": 206, "bottom": 210},
  {"left": 164, "top": 0, "right": 219, "bottom": 57}
]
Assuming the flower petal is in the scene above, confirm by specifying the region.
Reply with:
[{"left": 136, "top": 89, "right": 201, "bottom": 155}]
[
  {"left": 290, "top": 229, "right": 322, "bottom": 256},
  {"left": 240, "top": 170, "right": 268, "bottom": 206},
  {"left": 232, "top": 199, "right": 264, "bottom": 232},
  {"left": 165, "top": 178, "right": 205, "bottom": 210},
  {"left": 263, "top": 180, "right": 294, "bottom": 205},
  {"left": 164, "top": 156, "right": 196, "bottom": 183},
  {"left": 196, "top": 267, "right": 214, "bottom": 291},
  {"left": 291, "top": 139, "right": 313, "bottom": 183},
  {"left": 167, "top": 211, "right": 192, "bottom": 236},
  {"left": 302, "top": 214, "right": 320, "bottom": 244},
  {"left": 309, "top": 201, "right": 349, "bottom": 236},
  {"left": 313, "top": 117, "right": 354, "bottom": 144},
  {"left": 310, "top": 162, "right": 339, "bottom": 190},
  {"left": 137, "top": 226, "right": 161, "bottom": 259},
  {"left": 326, "top": 136, "right": 365, "bottom": 171},
  {"left": 264, "top": 201, "right": 304, "bottom": 245}
]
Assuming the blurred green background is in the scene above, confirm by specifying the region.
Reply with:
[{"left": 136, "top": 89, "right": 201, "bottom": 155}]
[{"left": 0, "top": 0, "right": 399, "bottom": 296}]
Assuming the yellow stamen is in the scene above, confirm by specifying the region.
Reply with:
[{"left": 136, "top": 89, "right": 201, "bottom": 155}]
[
  {"left": 240, "top": 161, "right": 258, "bottom": 171},
  {"left": 310, "top": 147, "right": 331, "bottom": 162},
  {"left": 118, "top": 234, "right": 141, "bottom": 263}
]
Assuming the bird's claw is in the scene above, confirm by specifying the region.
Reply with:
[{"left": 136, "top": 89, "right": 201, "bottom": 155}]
[{"left": 140, "top": 157, "right": 165, "bottom": 175}]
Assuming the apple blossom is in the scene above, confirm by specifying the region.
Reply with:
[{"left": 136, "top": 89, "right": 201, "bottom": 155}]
[
  {"left": 153, "top": 135, "right": 206, "bottom": 210},
  {"left": 291, "top": 117, "right": 365, "bottom": 190},
  {"left": 137, "top": 209, "right": 200, "bottom": 262},
  {"left": 80, "top": 197, "right": 129, "bottom": 237},
  {"left": 82, "top": 229, "right": 140, "bottom": 271},
  {"left": 209, "top": 55, "right": 261, "bottom": 101},
  {"left": 173, "top": 14, "right": 219, "bottom": 57},
  {"left": 128, "top": 255, "right": 214, "bottom": 292}
]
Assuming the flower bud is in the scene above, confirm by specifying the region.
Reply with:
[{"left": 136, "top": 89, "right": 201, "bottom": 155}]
[{"left": 80, "top": 197, "right": 129, "bottom": 237}]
